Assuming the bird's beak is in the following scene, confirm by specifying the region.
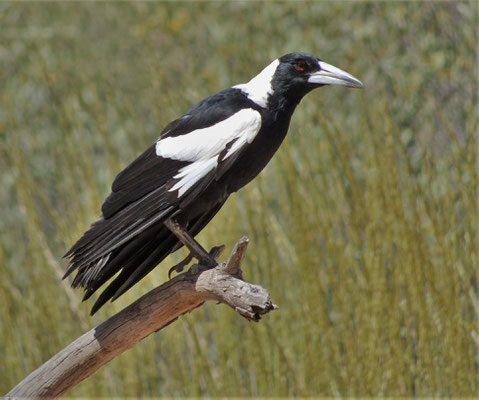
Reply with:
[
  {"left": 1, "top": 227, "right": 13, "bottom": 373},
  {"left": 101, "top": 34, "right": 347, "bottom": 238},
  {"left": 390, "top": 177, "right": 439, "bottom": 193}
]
[{"left": 308, "top": 61, "right": 364, "bottom": 89}]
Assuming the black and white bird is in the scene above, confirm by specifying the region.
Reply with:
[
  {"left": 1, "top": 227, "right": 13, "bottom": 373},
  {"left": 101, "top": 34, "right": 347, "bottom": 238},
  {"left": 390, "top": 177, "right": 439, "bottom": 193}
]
[{"left": 64, "top": 52, "right": 363, "bottom": 314}]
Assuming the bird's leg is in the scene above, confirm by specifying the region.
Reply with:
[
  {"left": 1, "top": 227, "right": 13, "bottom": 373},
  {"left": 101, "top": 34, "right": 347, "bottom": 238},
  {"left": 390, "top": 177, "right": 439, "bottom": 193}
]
[
  {"left": 164, "top": 218, "right": 218, "bottom": 269},
  {"left": 168, "top": 244, "right": 225, "bottom": 278}
]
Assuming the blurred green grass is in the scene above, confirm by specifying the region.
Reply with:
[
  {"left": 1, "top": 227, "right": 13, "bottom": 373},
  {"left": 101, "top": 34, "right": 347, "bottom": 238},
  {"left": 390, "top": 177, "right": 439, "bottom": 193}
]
[{"left": 0, "top": 1, "right": 477, "bottom": 397}]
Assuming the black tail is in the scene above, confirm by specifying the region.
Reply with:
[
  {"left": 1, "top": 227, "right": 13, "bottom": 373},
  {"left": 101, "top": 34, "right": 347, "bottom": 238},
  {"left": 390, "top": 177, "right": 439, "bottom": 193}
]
[
  {"left": 64, "top": 202, "right": 224, "bottom": 315},
  {"left": 86, "top": 223, "right": 181, "bottom": 315}
]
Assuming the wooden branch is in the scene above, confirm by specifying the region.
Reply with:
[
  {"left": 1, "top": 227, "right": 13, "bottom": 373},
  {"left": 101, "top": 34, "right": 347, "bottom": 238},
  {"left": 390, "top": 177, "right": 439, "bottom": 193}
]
[{"left": 6, "top": 237, "right": 277, "bottom": 399}]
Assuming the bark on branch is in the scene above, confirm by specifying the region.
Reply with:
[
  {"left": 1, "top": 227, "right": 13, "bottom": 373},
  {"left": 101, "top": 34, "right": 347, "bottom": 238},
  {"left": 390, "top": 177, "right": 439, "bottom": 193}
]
[{"left": 6, "top": 236, "right": 276, "bottom": 398}]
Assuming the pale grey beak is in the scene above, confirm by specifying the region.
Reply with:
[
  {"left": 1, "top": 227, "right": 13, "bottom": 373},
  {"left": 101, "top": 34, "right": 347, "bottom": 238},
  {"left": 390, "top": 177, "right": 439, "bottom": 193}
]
[{"left": 308, "top": 61, "right": 364, "bottom": 89}]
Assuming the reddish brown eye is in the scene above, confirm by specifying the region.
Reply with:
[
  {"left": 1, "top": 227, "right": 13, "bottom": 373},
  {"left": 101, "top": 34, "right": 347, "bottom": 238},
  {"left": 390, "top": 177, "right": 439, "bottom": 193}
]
[{"left": 295, "top": 61, "right": 307, "bottom": 72}]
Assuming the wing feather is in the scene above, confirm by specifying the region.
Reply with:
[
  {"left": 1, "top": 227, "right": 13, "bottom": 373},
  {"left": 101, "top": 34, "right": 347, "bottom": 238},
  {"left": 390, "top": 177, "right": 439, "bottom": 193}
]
[{"left": 159, "top": 108, "right": 262, "bottom": 203}]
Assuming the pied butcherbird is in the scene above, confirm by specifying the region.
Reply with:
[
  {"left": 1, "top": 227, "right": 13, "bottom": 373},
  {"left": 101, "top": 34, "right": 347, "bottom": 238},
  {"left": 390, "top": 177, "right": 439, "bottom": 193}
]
[{"left": 64, "top": 52, "right": 363, "bottom": 314}]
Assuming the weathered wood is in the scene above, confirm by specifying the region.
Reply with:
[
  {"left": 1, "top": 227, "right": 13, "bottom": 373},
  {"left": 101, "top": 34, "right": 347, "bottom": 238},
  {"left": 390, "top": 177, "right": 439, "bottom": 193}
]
[{"left": 6, "top": 236, "right": 276, "bottom": 398}]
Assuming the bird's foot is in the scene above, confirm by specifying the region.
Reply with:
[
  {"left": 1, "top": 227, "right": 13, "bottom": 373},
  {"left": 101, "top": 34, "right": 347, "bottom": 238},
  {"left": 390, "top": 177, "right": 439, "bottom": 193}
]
[
  {"left": 168, "top": 244, "right": 225, "bottom": 279},
  {"left": 208, "top": 245, "right": 225, "bottom": 263},
  {"left": 168, "top": 253, "right": 194, "bottom": 279}
]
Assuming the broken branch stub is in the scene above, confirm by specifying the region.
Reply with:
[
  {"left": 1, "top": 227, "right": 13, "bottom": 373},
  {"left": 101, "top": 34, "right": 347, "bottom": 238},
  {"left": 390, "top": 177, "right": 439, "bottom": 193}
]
[{"left": 195, "top": 236, "right": 277, "bottom": 321}]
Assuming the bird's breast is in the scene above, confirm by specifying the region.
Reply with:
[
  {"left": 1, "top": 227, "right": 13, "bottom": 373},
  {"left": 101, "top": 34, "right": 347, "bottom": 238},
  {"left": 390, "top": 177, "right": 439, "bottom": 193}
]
[{"left": 222, "top": 116, "right": 291, "bottom": 193}]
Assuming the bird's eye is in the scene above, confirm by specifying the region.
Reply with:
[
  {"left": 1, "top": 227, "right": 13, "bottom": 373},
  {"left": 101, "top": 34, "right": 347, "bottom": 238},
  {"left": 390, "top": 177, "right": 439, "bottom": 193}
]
[{"left": 294, "top": 60, "right": 308, "bottom": 72}]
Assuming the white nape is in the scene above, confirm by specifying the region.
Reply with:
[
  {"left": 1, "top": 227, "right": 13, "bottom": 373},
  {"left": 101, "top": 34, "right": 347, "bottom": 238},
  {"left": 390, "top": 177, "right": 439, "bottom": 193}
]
[{"left": 233, "top": 59, "right": 279, "bottom": 108}]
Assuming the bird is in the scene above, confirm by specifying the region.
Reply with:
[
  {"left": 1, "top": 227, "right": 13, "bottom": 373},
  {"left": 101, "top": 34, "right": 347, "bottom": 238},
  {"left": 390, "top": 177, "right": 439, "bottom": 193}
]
[{"left": 64, "top": 52, "right": 363, "bottom": 315}]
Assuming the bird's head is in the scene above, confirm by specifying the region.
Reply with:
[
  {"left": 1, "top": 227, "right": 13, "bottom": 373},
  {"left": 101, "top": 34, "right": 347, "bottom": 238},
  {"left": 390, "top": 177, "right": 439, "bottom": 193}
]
[
  {"left": 234, "top": 52, "right": 363, "bottom": 110},
  {"left": 278, "top": 53, "right": 363, "bottom": 88},
  {"left": 272, "top": 52, "right": 363, "bottom": 100}
]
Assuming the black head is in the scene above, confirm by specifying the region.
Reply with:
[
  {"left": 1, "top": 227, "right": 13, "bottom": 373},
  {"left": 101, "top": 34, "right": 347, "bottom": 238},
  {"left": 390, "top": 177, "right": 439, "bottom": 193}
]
[{"left": 272, "top": 52, "right": 363, "bottom": 101}]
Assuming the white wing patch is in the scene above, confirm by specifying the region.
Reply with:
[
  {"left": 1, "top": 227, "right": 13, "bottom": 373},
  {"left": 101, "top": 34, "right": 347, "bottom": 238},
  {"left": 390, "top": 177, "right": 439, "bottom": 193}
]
[
  {"left": 233, "top": 59, "right": 279, "bottom": 108},
  {"left": 156, "top": 108, "right": 261, "bottom": 161},
  {"left": 169, "top": 158, "right": 217, "bottom": 197},
  {"left": 156, "top": 108, "right": 262, "bottom": 197}
]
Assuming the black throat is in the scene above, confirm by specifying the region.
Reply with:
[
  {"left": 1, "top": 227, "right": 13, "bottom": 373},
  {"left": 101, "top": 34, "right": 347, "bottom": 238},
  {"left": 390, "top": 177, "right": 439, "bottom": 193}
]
[{"left": 267, "top": 82, "right": 314, "bottom": 123}]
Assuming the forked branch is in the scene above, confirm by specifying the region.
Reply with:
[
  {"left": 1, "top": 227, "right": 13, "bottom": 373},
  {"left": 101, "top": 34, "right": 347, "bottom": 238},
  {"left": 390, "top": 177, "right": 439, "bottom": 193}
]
[{"left": 6, "top": 236, "right": 277, "bottom": 398}]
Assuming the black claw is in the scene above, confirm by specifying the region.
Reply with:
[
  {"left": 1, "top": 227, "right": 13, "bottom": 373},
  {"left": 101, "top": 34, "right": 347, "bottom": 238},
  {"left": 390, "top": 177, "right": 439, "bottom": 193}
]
[
  {"left": 209, "top": 245, "right": 225, "bottom": 260},
  {"left": 168, "top": 244, "right": 225, "bottom": 278},
  {"left": 168, "top": 253, "right": 194, "bottom": 279}
]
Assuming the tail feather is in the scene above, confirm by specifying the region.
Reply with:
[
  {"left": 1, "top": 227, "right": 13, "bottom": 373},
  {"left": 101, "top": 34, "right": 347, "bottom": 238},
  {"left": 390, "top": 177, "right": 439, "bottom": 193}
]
[
  {"left": 64, "top": 187, "right": 176, "bottom": 272},
  {"left": 89, "top": 228, "right": 179, "bottom": 315},
  {"left": 81, "top": 222, "right": 165, "bottom": 300},
  {"left": 65, "top": 198, "right": 226, "bottom": 314},
  {"left": 71, "top": 206, "right": 176, "bottom": 272},
  {"left": 110, "top": 231, "right": 180, "bottom": 301}
]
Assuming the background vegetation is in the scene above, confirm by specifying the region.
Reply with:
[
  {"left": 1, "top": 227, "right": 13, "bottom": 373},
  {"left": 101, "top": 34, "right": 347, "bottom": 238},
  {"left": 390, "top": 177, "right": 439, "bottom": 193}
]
[{"left": 1, "top": 1, "right": 477, "bottom": 396}]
